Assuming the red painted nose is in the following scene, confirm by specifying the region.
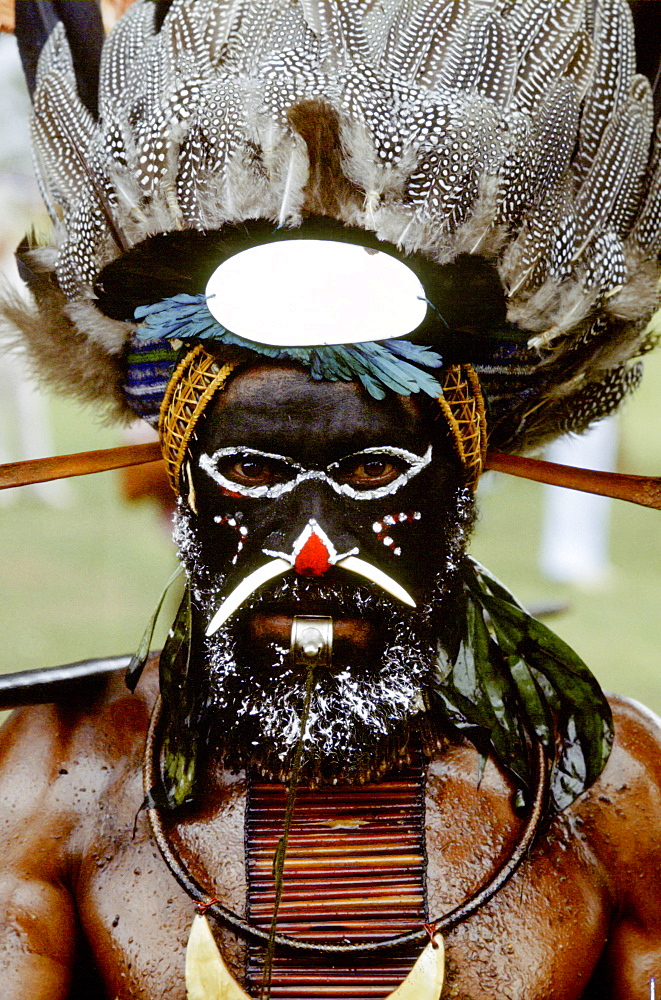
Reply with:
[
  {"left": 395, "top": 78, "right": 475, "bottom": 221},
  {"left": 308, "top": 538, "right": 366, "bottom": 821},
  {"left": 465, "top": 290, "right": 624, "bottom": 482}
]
[{"left": 294, "top": 532, "right": 332, "bottom": 577}]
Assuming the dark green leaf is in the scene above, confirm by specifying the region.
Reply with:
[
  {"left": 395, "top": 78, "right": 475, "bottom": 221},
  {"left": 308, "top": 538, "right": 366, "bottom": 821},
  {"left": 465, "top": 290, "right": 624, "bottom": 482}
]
[
  {"left": 462, "top": 557, "right": 613, "bottom": 811},
  {"left": 507, "top": 656, "right": 553, "bottom": 752},
  {"left": 159, "top": 585, "right": 199, "bottom": 808},
  {"left": 433, "top": 595, "right": 532, "bottom": 787},
  {"left": 126, "top": 565, "right": 183, "bottom": 692}
]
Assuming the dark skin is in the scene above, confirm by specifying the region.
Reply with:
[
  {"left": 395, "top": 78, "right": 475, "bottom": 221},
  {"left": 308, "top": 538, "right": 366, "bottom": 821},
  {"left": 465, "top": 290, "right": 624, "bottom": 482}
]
[{"left": 1, "top": 366, "right": 660, "bottom": 999}]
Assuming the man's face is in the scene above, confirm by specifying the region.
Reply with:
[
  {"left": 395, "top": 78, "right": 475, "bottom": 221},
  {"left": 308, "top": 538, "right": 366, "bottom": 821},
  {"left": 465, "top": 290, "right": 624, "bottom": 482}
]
[{"left": 176, "top": 363, "right": 474, "bottom": 780}]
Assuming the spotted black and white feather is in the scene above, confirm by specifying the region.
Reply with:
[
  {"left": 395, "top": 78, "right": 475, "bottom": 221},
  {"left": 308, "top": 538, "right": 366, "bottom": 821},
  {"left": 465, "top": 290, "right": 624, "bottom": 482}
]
[{"left": 2, "top": 0, "right": 660, "bottom": 452}]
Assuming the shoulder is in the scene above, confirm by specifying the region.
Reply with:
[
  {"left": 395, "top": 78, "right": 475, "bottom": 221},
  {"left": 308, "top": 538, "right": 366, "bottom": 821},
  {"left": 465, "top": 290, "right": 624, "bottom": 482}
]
[
  {"left": 0, "top": 659, "right": 158, "bottom": 999},
  {"left": 0, "top": 655, "right": 159, "bottom": 854},
  {"left": 598, "top": 693, "right": 661, "bottom": 803},
  {"left": 579, "top": 694, "right": 661, "bottom": 887},
  {"left": 0, "top": 653, "right": 159, "bottom": 758}
]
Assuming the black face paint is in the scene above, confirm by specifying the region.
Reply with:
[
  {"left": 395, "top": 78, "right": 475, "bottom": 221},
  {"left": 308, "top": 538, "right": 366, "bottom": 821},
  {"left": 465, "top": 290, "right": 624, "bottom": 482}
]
[
  {"left": 175, "top": 499, "right": 474, "bottom": 782},
  {"left": 174, "top": 363, "right": 476, "bottom": 780},
  {"left": 189, "top": 364, "right": 466, "bottom": 609}
]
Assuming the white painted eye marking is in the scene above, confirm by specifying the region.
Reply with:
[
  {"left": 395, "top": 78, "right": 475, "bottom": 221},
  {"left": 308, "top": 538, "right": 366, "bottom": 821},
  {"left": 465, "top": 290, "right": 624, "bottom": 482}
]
[
  {"left": 199, "top": 446, "right": 302, "bottom": 499},
  {"left": 199, "top": 445, "right": 432, "bottom": 501},
  {"left": 327, "top": 445, "right": 432, "bottom": 500}
]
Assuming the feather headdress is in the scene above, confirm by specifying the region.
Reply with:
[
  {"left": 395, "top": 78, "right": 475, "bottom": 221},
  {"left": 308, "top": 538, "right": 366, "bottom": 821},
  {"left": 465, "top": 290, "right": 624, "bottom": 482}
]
[
  {"left": 3, "top": 0, "right": 661, "bottom": 455},
  {"left": 3, "top": 0, "right": 661, "bottom": 813}
]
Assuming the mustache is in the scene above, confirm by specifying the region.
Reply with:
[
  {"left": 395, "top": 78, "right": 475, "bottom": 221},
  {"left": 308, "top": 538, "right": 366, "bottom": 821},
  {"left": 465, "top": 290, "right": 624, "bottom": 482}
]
[
  {"left": 214, "top": 565, "right": 422, "bottom": 626},
  {"left": 259, "top": 571, "right": 405, "bottom": 612},
  {"left": 205, "top": 556, "right": 416, "bottom": 635}
]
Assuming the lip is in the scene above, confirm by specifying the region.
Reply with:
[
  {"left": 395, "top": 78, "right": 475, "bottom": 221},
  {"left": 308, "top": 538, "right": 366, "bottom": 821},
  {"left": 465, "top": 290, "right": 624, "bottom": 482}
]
[{"left": 249, "top": 613, "right": 374, "bottom": 651}]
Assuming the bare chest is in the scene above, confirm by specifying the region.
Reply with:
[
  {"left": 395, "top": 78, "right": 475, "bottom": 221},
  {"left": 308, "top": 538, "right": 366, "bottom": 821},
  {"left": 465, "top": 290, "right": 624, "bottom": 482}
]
[{"left": 77, "top": 764, "right": 610, "bottom": 1000}]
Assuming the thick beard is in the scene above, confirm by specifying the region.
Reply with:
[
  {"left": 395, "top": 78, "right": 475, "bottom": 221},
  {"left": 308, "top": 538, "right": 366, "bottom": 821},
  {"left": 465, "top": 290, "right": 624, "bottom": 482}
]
[{"left": 173, "top": 488, "right": 475, "bottom": 782}]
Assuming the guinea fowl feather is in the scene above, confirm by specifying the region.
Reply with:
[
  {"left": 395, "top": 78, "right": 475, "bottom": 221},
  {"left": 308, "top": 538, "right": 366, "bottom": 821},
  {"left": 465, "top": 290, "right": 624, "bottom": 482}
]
[
  {"left": 512, "top": 29, "right": 594, "bottom": 115},
  {"left": 98, "top": 1, "right": 157, "bottom": 116},
  {"left": 442, "top": 12, "right": 518, "bottom": 109},
  {"left": 575, "top": 79, "right": 653, "bottom": 244},
  {"left": 574, "top": 0, "right": 637, "bottom": 182},
  {"left": 2, "top": 0, "right": 659, "bottom": 457},
  {"left": 631, "top": 130, "right": 661, "bottom": 255},
  {"left": 499, "top": 0, "right": 568, "bottom": 62}
]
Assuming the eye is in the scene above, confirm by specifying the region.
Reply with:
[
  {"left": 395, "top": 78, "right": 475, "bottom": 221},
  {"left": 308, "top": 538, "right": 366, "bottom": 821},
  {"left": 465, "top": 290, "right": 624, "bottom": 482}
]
[
  {"left": 218, "top": 456, "right": 291, "bottom": 487},
  {"left": 335, "top": 454, "right": 406, "bottom": 490}
]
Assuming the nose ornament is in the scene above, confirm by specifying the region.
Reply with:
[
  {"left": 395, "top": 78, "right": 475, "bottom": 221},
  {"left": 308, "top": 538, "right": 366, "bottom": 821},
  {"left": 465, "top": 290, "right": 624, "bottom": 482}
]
[
  {"left": 207, "top": 521, "right": 416, "bottom": 636},
  {"left": 294, "top": 531, "right": 332, "bottom": 577},
  {"left": 280, "top": 518, "right": 354, "bottom": 578}
]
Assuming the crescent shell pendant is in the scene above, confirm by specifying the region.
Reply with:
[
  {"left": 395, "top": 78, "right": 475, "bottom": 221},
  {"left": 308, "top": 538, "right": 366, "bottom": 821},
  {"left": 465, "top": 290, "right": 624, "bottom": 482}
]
[{"left": 185, "top": 914, "right": 445, "bottom": 1000}]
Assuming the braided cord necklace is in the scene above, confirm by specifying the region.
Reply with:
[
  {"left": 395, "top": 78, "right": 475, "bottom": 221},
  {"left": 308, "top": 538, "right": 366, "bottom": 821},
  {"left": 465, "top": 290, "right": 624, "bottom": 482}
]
[{"left": 144, "top": 695, "right": 548, "bottom": 956}]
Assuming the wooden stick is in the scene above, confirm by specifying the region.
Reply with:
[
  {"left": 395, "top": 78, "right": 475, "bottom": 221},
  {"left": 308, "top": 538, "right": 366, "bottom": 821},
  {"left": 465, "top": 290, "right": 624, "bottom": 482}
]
[
  {"left": 1, "top": 442, "right": 660, "bottom": 510},
  {"left": 0, "top": 442, "right": 162, "bottom": 490},
  {"left": 0, "top": 655, "right": 130, "bottom": 711},
  {"left": 485, "top": 451, "right": 661, "bottom": 511}
]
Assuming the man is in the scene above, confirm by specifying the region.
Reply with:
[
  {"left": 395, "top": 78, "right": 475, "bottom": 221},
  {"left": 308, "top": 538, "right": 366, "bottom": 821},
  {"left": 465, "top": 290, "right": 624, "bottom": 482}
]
[
  {"left": 2, "top": 360, "right": 661, "bottom": 999},
  {"left": 1, "top": 1, "right": 661, "bottom": 998}
]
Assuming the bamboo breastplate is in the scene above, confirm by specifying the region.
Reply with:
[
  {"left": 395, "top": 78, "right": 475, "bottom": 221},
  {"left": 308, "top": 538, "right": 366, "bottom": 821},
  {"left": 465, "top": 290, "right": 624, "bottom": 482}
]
[{"left": 245, "top": 765, "right": 427, "bottom": 999}]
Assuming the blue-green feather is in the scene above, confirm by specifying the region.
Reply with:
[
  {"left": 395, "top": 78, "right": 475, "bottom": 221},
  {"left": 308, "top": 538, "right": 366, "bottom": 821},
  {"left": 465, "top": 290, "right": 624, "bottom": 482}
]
[{"left": 134, "top": 294, "right": 444, "bottom": 399}]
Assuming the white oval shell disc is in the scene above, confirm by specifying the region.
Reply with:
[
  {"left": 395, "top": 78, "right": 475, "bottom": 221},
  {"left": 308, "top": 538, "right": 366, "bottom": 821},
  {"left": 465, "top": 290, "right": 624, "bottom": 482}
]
[{"left": 205, "top": 240, "right": 427, "bottom": 347}]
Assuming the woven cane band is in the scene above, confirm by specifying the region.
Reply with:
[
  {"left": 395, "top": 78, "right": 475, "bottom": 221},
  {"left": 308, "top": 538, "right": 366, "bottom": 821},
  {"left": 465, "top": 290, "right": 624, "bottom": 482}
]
[
  {"left": 159, "top": 344, "right": 239, "bottom": 493},
  {"left": 245, "top": 766, "right": 426, "bottom": 997},
  {"left": 438, "top": 364, "right": 487, "bottom": 491},
  {"left": 159, "top": 350, "right": 486, "bottom": 495}
]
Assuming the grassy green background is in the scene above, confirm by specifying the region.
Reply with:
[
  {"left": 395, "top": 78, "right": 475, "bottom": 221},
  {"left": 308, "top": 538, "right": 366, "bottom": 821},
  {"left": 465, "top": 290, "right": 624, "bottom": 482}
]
[{"left": 1, "top": 353, "right": 660, "bottom": 712}]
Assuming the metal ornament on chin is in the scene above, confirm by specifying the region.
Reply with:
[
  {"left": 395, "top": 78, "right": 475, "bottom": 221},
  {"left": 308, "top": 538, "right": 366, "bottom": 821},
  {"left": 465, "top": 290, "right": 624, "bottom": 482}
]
[{"left": 185, "top": 615, "right": 445, "bottom": 1000}]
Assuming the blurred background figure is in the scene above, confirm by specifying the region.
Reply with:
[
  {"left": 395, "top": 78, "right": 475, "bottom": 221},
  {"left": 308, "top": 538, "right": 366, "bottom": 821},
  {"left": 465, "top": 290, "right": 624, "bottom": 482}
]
[
  {"left": 0, "top": 33, "right": 69, "bottom": 507},
  {"left": 0, "top": 0, "right": 135, "bottom": 33},
  {"left": 119, "top": 421, "right": 177, "bottom": 532},
  {"left": 539, "top": 418, "right": 619, "bottom": 587},
  {"left": 99, "top": 0, "right": 136, "bottom": 32}
]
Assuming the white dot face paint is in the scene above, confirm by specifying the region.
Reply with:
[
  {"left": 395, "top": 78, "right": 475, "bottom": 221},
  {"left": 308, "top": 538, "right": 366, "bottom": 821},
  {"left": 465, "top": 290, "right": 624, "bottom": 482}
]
[
  {"left": 198, "top": 444, "right": 433, "bottom": 501},
  {"left": 371, "top": 511, "right": 422, "bottom": 556},
  {"left": 204, "top": 240, "right": 428, "bottom": 346}
]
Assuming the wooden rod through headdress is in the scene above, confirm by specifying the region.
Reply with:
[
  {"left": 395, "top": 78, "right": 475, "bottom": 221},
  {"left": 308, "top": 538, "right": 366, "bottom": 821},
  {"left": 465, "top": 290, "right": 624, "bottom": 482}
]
[
  {"left": 484, "top": 452, "right": 661, "bottom": 511},
  {"left": 0, "top": 442, "right": 162, "bottom": 491},
  {"left": 1, "top": 444, "right": 660, "bottom": 511}
]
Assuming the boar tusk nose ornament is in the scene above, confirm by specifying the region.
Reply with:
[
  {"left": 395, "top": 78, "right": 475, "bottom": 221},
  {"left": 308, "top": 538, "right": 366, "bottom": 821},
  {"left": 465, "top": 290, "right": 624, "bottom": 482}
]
[
  {"left": 205, "top": 558, "right": 291, "bottom": 635},
  {"left": 205, "top": 557, "right": 416, "bottom": 637},
  {"left": 185, "top": 913, "right": 445, "bottom": 1000},
  {"left": 206, "top": 520, "right": 416, "bottom": 636},
  {"left": 338, "top": 555, "right": 416, "bottom": 608}
]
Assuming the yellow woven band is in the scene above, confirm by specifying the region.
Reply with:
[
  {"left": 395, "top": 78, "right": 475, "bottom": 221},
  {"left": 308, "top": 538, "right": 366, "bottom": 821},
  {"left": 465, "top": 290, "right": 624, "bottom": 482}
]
[
  {"left": 438, "top": 364, "right": 487, "bottom": 491},
  {"left": 159, "top": 344, "right": 240, "bottom": 493},
  {"left": 159, "top": 348, "right": 486, "bottom": 495}
]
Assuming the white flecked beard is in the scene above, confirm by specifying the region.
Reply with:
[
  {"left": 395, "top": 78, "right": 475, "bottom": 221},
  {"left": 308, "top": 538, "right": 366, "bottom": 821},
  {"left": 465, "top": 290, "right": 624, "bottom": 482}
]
[{"left": 173, "top": 490, "right": 473, "bottom": 781}]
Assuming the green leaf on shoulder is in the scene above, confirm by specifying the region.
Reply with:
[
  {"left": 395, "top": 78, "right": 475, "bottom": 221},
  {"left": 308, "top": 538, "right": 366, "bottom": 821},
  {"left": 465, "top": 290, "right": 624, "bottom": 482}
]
[
  {"left": 433, "top": 558, "right": 613, "bottom": 813},
  {"left": 159, "top": 584, "right": 200, "bottom": 809}
]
